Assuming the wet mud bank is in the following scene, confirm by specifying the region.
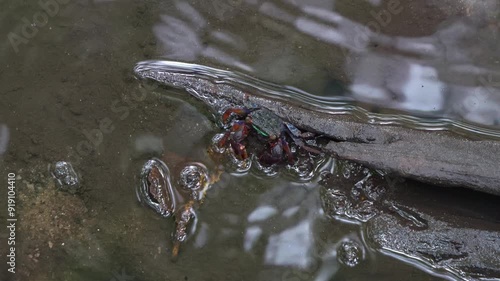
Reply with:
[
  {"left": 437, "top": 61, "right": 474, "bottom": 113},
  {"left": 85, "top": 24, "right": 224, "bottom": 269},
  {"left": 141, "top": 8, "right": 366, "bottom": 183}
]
[{"left": 134, "top": 61, "right": 500, "bottom": 196}]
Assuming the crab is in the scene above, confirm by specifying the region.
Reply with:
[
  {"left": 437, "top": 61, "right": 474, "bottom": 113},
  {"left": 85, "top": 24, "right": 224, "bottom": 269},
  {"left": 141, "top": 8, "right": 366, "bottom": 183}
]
[
  {"left": 138, "top": 154, "right": 222, "bottom": 259},
  {"left": 219, "top": 105, "right": 321, "bottom": 165}
]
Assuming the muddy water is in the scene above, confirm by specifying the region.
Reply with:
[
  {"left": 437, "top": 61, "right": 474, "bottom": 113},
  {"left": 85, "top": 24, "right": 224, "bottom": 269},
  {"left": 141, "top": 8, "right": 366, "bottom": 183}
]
[{"left": 0, "top": 0, "right": 499, "bottom": 281}]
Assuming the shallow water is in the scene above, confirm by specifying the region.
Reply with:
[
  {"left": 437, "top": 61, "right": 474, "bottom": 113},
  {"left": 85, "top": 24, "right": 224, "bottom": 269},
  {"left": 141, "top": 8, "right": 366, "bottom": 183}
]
[
  {"left": 145, "top": 0, "right": 500, "bottom": 136},
  {"left": 1, "top": 0, "right": 499, "bottom": 280}
]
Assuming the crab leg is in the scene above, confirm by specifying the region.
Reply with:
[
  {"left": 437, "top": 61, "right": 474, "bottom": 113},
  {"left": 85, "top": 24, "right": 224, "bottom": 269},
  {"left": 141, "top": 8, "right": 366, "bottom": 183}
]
[
  {"left": 218, "top": 120, "right": 252, "bottom": 160},
  {"left": 293, "top": 138, "right": 322, "bottom": 154},
  {"left": 230, "top": 141, "right": 248, "bottom": 160},
  {"left": 282, "top": 123, "right": 322, "bottom": 154},
  {"left": 280, "top": 137, "right": 294, "bottom": 164},
  {"left": 222, "top": 107, "right": 260, "bottom": 123},
  {"left": 217, "top": 131, "right": 231, "bottom": 147}
]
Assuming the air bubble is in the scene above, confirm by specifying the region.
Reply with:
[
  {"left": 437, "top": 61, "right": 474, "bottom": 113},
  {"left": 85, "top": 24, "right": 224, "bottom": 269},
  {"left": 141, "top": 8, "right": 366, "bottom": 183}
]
[{"left": 180, "top": 163, "right": 210, "bottom": 191}]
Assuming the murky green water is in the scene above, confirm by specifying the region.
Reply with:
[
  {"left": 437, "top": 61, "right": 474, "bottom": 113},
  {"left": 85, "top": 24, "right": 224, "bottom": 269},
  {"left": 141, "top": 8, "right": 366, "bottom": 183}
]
[{"left": 1, "top": 0, "right": 499, "bottom": 280}]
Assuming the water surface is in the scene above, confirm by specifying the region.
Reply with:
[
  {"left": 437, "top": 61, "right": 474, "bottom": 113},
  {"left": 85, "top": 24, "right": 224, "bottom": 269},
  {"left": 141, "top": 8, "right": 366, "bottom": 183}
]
[{"left": 1, "top": 0, "right": 499, "bottom": 280}]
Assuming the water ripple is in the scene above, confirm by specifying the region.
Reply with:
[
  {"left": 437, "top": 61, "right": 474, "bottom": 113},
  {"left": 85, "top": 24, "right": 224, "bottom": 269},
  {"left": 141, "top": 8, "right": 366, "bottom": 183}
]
[{"left": 135, "top": 60, "right": 500, "bottom": 139}]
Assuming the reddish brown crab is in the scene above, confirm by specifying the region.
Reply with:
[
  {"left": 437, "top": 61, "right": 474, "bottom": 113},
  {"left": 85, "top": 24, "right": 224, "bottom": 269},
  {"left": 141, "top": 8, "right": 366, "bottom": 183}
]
[{"left": 219, "top": 106, "right": 321, "bottom": 165}]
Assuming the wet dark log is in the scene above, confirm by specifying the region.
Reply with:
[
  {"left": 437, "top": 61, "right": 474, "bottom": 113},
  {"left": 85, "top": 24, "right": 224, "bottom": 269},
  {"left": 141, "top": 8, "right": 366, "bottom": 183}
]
[
  {"left": 319, "top": 164, "right": 500, "bottom": 280},
  {"left": 359, "top": 181, "right": 500, "bottom": 280},
  {"left": 134, "top": 61, "right": 500, "bottom": 196},
  {"left": 243, "top": 94, "right": 500, "bottom": 196},
  {"left": 324, "top": 128, "right": 500, "bottom": 195},
  {"left": 366, "top": 213, "right": 500, "bottom": 280}
]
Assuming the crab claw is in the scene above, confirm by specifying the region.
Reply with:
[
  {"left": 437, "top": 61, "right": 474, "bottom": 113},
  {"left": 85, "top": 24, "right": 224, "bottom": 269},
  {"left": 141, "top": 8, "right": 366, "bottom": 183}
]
[
  {"left": 217, "top": 131, "right": 231, "bottom": 148},
  {"left": 222, "top": 107, "right": 260, "bottom": 123},
  {"left": 258, "top": 135, "right": 293, "bottom": 165},
  {"left": 218, "top": 121, "right": 249, "bottom": 147},
  {"left": 230, "top": 141, "right": 248, "bottom": 160}
]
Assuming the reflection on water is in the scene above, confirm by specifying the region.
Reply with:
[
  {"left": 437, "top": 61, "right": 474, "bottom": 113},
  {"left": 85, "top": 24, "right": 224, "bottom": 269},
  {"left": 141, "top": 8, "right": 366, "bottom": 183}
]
[
  {"left": 152, "top": 0, "right": 500, "bottom": 134},
  {"left": 265, "top": 220, "right": 313, "bottom": 268}
]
